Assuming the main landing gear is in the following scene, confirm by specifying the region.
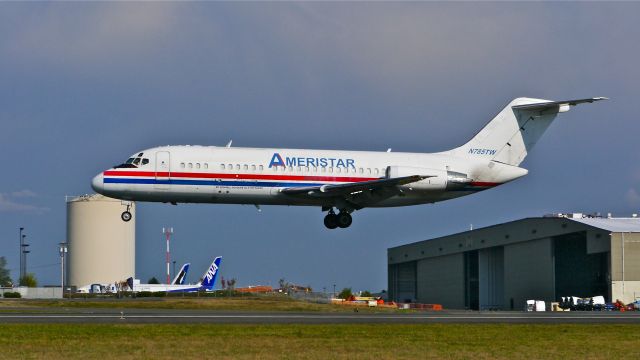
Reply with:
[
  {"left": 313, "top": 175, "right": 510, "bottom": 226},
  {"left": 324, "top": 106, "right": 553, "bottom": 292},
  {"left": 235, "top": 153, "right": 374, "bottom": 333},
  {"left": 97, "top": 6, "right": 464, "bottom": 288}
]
[
  {"left": 324, "top": 209, "right": 353, "bottom": 229},
  {"left": 121, "top": 204, "right": 132, "bottom": 222}
]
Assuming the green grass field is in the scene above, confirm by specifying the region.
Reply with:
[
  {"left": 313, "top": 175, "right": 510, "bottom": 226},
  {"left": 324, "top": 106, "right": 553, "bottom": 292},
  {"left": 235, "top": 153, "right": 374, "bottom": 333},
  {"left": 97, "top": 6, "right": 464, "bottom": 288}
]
[
  {"left": 1, "top": 324, "right": 639, "bottom": 359},
  {"left": 0, "top": 296, "right": 397, "bottom": 313},
  {"left": 2, "top": 298, "right": 639, "bottom": 358}
]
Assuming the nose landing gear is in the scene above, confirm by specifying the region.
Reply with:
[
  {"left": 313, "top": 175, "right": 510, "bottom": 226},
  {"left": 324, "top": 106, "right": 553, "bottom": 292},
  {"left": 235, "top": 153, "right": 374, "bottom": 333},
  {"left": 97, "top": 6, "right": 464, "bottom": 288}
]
[
  {"left": 121, "top": 203, "right": 132, "bottom": 222},
  {"left": 323, "top": 208, "right": 352, "bottom": 229}
]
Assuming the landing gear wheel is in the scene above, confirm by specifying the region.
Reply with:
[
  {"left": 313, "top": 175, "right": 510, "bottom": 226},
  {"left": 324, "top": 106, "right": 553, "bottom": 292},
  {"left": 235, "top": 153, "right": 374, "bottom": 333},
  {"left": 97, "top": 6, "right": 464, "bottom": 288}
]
[
  {"left": 121, "top": 211, "right": 132, "bottom": 222},
  {"left": 324, "top": 213, "right": 338, "bottom": 229},
  {"left": 337, "top": 212, "right": 352, "bottom": 228}
]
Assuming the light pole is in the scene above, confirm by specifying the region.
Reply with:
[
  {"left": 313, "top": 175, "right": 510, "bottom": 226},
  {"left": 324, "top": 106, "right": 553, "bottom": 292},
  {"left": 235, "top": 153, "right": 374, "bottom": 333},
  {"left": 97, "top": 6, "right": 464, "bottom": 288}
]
[
  {"left": 21, "top": 235, "right": 29, "bottom": 284},
  {"left": 59, "top": 243, "right": 67, "bottom": 296},
  {"left": 333, "top": 284, "right": 336, "bottom": 298},
  {"left": 19, "top": 227, "right": 24, "bottom": 282}
]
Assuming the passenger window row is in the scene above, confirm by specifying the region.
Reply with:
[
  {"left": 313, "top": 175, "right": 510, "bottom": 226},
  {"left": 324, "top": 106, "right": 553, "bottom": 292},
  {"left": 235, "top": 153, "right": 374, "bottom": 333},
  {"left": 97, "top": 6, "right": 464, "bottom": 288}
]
[
  {"left": 179, "top": 162, "right": 210, "bottom": 170},
  {"left": 177, "top": 162, "right": 385, "bottom": 176},
  {"left": 220, "top": 164, "right": 265, "bottom": 171}
]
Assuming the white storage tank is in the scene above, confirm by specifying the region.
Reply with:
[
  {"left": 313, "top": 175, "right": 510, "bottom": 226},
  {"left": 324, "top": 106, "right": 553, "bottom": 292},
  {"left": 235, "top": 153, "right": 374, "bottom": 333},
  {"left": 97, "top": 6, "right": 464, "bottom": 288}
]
[{"left": 66, "top": 194, "right": 135, "bottom": 287}]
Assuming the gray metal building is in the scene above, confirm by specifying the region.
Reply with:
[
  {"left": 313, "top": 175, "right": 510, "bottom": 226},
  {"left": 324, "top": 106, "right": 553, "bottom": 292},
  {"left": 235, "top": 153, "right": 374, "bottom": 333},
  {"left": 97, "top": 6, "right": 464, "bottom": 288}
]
[{"left": 388, "top": 215, "right": 640, "bottom": 310}]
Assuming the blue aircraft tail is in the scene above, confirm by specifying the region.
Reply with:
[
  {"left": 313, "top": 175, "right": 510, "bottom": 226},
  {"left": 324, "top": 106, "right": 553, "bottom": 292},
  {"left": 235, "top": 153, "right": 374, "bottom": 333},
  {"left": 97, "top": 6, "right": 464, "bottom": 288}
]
[
  {"left": 199, "top": 256, "right": 222, "bottom": 291},
  {"left": 171, "top": 263, "right": 190, "bottom": 285}
]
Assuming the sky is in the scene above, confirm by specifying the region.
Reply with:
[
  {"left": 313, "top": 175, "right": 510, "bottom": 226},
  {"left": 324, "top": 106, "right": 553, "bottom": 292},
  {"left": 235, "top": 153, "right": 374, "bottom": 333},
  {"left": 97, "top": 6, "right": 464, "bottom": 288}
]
[{"left": 1, "top": 2, "right": 639, "bottom": 293}]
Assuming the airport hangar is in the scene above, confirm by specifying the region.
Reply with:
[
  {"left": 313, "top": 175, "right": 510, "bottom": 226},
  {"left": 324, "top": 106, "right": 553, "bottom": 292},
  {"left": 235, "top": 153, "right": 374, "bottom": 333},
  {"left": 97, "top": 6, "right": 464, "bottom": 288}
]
[{"left": 388, "top": 214, "right": 640, "bottom": 310}]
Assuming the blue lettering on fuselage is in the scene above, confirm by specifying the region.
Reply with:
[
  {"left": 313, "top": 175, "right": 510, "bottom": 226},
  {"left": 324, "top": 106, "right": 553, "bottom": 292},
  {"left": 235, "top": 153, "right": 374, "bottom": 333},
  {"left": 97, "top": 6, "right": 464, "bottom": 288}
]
[
  {"left": 268, "top": 152, "right": 355, "bottom": 168},
  {"left": 468, "top": 148, "right": 497, "bottom": 156},
  {"left": 269, "top": 153, "right": 286, "bottom": 167}
]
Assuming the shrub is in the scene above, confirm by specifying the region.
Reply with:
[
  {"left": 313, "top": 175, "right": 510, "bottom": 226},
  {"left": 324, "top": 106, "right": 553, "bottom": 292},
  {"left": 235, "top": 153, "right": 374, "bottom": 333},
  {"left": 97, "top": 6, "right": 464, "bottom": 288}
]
[
  {"left": 3, "top": 291, "right": 21, "bottom": 298},
  {"left": 19, "top": 273, "right": 37, "bottom": 287},
  {"left": 135, "top": 291, "right": 166, "bottom": 298},
  {"left": 338, "top": 288, "right": 353, "bottom": 300}
]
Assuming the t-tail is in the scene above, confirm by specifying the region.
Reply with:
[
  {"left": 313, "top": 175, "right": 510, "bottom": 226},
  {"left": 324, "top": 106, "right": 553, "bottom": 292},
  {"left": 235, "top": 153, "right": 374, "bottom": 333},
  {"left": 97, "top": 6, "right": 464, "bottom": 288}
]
[
  {"left": 171, "top": 263, "right": 190, "bottom": 285},
  {"left": 448, "top": 97, "right": 607, "bottom": 166},
  {"left": 199, "top": 256, "right": 222, "bottom": 291}
]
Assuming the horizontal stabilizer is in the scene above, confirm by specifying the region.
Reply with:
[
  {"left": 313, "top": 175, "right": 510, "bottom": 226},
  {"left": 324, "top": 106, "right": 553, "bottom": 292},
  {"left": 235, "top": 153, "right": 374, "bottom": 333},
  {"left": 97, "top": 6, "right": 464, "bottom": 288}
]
[{"left": 512, "top": 97, "right": 608, "bottom": 112}]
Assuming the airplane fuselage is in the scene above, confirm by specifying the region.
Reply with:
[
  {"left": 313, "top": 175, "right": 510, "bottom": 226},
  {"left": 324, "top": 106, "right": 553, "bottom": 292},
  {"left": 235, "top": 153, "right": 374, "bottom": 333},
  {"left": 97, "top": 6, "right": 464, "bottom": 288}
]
[{"left": 92, "top": 146, "right": 526, "bottom": 209}]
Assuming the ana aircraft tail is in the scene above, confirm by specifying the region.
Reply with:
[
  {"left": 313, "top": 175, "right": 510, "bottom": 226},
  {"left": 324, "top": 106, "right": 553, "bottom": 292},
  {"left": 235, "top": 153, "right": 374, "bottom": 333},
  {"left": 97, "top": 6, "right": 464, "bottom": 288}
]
[
  {"left": 449, "top": 97, "right": 606, "bottom": 166},
  {"left": 171, "top": 263, "right": 190, "bottom": 285},
  {"left": 199, "top": 256, "right": 222, "bottom": 291}
]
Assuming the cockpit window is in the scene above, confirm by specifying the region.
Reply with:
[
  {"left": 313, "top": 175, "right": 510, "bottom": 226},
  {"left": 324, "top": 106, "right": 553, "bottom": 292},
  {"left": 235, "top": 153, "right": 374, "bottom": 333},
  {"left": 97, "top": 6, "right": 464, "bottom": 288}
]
[
  {"left": 114, "top": 156, "right": 140, "bottom": 169},
  {"left": 142, "top": 158, "right": 149, "bottom": 165},
  {"left": 138, "top": 153, "right": 144, "bottom": 157}
]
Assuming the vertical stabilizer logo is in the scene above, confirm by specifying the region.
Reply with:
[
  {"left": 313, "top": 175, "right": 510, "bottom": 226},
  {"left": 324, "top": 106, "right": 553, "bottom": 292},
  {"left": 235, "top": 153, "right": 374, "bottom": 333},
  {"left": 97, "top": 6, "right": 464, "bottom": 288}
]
[{"left": 205, "top": 263, "right": 218, "bottom": 282}]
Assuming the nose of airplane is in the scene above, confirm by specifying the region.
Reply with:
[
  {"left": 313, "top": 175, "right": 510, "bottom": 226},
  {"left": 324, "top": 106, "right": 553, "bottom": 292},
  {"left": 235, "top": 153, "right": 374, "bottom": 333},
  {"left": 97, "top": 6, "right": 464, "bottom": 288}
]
[{"left": 91, "top": 173, "right": 104, "bottom": 193}]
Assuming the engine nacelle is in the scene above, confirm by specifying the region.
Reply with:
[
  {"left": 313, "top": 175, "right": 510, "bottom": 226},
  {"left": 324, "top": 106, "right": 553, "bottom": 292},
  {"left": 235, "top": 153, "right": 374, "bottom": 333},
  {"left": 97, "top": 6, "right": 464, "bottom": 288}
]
[
  {"left": 386, "top": 166, "right": 448, "bottom": 191},
  {"left": 386, "top": 166, "right": 475, "bottom": 192}
]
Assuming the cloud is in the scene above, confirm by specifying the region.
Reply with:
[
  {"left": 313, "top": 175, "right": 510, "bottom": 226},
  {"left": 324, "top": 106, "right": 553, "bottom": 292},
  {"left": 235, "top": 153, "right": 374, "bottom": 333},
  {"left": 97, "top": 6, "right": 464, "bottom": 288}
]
[
  {"left": 2, "top": 2, "right": 182, "bottom": 67},
  {"left": 3, "top": 2, "right": 638, "bottom": 98},
  {"left": 0, "top": 192, "right": 48, "bottom": 214},
  {"left": 10, "top": 190, "right": 37, "bottom": 198},
  {"left": 626, "top": 188, "right": 640, "bottom": 207}
]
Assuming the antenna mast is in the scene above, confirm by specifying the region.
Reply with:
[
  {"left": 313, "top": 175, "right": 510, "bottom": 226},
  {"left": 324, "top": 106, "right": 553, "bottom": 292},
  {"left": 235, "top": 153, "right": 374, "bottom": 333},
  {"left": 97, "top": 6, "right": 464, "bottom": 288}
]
[{"left": 163, "top": 227, "right": 174, "bottom": 284}]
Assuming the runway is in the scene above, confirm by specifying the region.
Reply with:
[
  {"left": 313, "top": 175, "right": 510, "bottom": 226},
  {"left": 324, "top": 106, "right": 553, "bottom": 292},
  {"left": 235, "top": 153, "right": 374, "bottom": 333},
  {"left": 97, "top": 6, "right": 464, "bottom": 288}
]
[{"left": 2, "top": 308, "right": 640, "bottom": 324}]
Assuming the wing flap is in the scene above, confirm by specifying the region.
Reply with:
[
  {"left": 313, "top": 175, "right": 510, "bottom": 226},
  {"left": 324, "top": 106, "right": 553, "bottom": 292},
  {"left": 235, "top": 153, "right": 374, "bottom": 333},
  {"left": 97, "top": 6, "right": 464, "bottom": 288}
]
[{"left": 280, "top": 175, "right": 431, "bottom": 197}]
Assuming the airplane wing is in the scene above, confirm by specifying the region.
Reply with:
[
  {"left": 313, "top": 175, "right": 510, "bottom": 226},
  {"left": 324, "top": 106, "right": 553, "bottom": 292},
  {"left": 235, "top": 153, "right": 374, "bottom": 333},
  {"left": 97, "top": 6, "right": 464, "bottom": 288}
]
[
  {"left": 512, "top": 97, "right": 607, "bottom": 112},
  {"left": 280, "top": 175, "right": 431, "bottom": 198}
]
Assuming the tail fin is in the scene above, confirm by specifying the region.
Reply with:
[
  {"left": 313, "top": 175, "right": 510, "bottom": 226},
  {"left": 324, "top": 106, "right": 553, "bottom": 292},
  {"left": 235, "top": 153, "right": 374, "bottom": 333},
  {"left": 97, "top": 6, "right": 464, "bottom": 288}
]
[
  {"left": 199, "top": 257, "right": 222, "bottom": 291},
  {"left": 449, "top": 97, "right": 606, "bottom": 166},
  {"left": 171, "top": 263, "right": 190, "bottom": 285}
]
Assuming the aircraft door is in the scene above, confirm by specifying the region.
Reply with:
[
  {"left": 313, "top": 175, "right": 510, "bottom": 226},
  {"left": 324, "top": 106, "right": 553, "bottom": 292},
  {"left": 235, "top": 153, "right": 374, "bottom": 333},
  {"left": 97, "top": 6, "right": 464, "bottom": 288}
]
[{"left": 155, "top": 151, "right": 171, "bottom": 189}]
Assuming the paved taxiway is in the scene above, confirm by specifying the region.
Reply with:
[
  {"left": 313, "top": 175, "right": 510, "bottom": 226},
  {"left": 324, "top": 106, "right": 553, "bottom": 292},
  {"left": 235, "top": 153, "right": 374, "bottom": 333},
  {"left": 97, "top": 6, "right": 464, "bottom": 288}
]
[{"left": 2, "top": 308, "right": 640, "bottom": 324}]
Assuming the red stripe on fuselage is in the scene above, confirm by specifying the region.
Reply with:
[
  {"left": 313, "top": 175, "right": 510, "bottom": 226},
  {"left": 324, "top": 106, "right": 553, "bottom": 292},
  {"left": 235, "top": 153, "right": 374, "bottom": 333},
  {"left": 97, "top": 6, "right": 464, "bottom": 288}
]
[
  {"left": 103, "top": 170, "right": 379, "bottom": 183},
  {"left": 469, "top": 182, "right": 500, "bottom": 187}
]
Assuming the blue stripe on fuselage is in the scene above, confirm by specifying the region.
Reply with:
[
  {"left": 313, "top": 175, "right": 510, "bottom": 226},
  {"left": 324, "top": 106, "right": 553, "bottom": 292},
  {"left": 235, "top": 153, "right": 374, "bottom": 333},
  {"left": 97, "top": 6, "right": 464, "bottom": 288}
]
[{"left": 104, "top": 178, "right": 323, "bottom": 188}]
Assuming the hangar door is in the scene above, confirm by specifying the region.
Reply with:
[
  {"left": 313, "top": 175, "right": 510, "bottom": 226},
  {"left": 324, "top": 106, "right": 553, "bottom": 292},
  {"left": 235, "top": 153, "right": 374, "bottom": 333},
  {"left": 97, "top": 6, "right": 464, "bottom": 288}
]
[
  {"left": 479, "top": 247, "right": 505, "bottom": 310},
  {"left": 390, "top": 262, "right": 416, "bottom": 303}
]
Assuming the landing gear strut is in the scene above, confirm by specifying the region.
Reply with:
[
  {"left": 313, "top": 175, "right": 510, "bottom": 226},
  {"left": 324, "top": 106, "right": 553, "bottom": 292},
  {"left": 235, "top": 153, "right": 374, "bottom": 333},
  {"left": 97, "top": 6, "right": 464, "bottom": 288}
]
[
  {"left": 324, "top": 208, "right": 352, "bottom": 229},
  {"left": 121, "top": 204, "right": 132, "bottom": 222}
]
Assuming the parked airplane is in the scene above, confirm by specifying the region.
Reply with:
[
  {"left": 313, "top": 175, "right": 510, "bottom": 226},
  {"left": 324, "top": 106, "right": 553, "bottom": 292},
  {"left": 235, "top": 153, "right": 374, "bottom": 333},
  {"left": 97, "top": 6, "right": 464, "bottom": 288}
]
[
  {"left": 126, "top": 257, "right": 222, "bottom": 293},
  {"left": 171, "top": 263, "right": 190, "bottom": 285},
  {"left": 76, "top": 262, "right": 190, "bottom": 294},
  {"left": 91, "top": 97, "right": 605, "bottom": 229}
]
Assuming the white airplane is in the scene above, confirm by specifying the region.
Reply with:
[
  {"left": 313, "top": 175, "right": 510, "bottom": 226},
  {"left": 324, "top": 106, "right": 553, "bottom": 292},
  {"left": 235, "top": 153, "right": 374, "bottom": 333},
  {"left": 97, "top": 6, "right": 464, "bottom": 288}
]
[
  {"left": 126, "top": 257, "right": 222, "bottom": 293},
  {"left": 75, "top": 262, "right": 191, "bottom": 294},
  {"left": 92, "top": 97, "right": 605, "bottom": 229}
]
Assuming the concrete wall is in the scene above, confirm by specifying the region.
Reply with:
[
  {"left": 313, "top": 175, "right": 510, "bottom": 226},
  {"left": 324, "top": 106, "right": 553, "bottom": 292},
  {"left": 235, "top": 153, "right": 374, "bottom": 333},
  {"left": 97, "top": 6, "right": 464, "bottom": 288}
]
[
  {"left": 610, "top": 232, "right": 640, "bottom": 303},
  {"left": 1, "top": 287, "right": 62, "bottom": 299},
  {"left": 611, "top": 281, "right": 640, "bottom": 304},
  {"left": 416, "top": 253, "right": 465, "bottom": 309},
  {"left": 503, "top": 238, "right": 555, "bottom": 310}
]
